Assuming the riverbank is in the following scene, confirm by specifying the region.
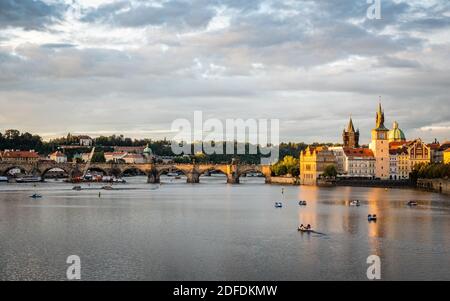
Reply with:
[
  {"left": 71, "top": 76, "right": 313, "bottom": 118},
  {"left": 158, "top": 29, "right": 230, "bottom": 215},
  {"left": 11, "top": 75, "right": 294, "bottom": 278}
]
[
  {"left": 417, "top": 178, "right": 450, "bottom": 195},
  {"left": 268, "top": 176, "right": 299, "bottom": 185}
]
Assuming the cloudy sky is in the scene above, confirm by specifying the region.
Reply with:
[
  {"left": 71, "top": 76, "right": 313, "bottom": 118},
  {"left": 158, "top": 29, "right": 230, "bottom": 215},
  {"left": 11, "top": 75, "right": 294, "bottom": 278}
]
[{"left": 0, "top": 0, "right": 449, "bottom": 144}]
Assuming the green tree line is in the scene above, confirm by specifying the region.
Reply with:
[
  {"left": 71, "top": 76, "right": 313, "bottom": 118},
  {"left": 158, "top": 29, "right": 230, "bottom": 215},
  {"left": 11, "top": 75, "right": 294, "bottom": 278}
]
[{"left": 0, "top": 129, "right": 311, "bottom": 165}]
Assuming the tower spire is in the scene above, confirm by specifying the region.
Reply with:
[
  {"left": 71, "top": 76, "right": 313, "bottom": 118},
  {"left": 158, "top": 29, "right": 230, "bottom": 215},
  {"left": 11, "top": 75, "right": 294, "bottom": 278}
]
[
  {"left": 376, "top": 99, "right": 385, "bottom": 129},
  {"left": 347, "top": 115, "right": 355, "bottom": 132}
]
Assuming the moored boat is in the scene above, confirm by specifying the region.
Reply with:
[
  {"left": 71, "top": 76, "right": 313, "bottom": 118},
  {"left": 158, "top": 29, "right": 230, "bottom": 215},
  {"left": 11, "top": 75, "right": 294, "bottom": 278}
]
[{"left": 16, "top": 176, "right": 42, "bottom": 183}]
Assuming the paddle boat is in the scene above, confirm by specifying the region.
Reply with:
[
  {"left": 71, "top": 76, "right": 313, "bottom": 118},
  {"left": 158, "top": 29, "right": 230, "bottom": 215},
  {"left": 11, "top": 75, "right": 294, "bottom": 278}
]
[
  {"left": 298, "top": 224, "right": 313, "bottom": 233},
  {"left": 350, "top": 200, "right": 361, "bottom": 206},
  {"left": 274, "top": 202, "right": 283, "bottom": 208},
  {"left": 368, "top": 214, "right": 377, "bottom": 222},
  {"left": 29, "top": 193, "right": 42, "bottom": 199},
  {"left": 407, "top": 201, "right": 418, "bottom": 206},
  {"left": 298, "top": 200, "right": 307, "bottom": 206}
]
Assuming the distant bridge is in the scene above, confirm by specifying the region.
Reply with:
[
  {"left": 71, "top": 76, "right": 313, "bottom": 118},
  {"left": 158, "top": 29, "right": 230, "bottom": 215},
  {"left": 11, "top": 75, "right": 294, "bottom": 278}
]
[{"left": 0, "top": 162, "right": 273, "bottom": 184}]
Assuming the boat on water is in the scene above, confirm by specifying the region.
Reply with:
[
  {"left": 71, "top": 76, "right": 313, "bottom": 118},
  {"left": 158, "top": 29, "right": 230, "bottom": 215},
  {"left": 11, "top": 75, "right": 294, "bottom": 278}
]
[
  {"left": 298, "top": 200, "right": 307, "bottom": 206},
  {"left": 16, "top": 176, "right": 42, "bottom": 183},
  {"left": 29, "top": 193, "right": 42, "bottom": 198},
  {"left": 72, "top": 186, "right": 82, "bottom": 191},
  {"left": 102, "top": 185, "right": 114, "bottom": 190},
  {"left": 298, "top": 228, "right": 313, "bottom": 233},
  {"left": 350, "top": 200, "right": 361, "bottom": 206},
  {"left": 274, "top": 202, "right": 283, "bottom": 208},
  {"left": 0, "top": 176, "right": 8, "bottom": 182},
  {"left": 407, "top": 201, "right": 418, "bottom": 206},
  {"left": 368, "top": 214, "right": 377, "bottom": 222},
  {"left": 167, "top": 172, "right": 179, "bottom": 177}
]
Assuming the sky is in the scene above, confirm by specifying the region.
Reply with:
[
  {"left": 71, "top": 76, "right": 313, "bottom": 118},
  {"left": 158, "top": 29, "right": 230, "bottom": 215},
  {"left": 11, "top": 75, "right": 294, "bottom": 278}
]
[{"left": 0, "top": 0, "right": 449, "bottom": 144}]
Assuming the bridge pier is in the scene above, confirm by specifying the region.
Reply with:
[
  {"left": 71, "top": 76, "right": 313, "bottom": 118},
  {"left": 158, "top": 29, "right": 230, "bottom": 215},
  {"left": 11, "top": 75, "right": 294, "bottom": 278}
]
[
  {"left": 226, "top": 173, "right": 240, "bottom": 184},
  {"left": 147, "top": 171, "right": 160, "bottom": 184},
  {"left": 186, "top": 172, "right": 200, "bottom": 184}
]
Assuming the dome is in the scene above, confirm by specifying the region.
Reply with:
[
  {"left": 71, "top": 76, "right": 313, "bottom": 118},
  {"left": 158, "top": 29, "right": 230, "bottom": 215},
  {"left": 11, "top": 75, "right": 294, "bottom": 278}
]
[
  {"left": 143, "top": 144, "right": 153, "bottom": 155},
  {"left": 388, "top": 121, "right": 406, "bottom": 142}
]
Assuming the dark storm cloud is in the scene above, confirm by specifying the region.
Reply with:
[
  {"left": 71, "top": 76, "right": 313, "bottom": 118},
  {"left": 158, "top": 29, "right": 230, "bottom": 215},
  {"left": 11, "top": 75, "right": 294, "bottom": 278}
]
[{"left": 0, "top": 0, "right": 66, "bottom": 30}]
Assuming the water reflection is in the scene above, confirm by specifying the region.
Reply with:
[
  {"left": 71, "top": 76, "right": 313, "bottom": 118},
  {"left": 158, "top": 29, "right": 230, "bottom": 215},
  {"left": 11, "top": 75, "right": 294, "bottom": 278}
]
[{"left": 0, "top": 178, "right": 449, "bottom": 280}]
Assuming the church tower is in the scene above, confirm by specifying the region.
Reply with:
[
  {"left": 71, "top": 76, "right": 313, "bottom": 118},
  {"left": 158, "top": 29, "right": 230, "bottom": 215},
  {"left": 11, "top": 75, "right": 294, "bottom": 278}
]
[
  {"left": 369, "top": 102, "right": 390, "bottom": 179},
  {"left": 343, "top": 116, "right": 359, "bottom": 148}
]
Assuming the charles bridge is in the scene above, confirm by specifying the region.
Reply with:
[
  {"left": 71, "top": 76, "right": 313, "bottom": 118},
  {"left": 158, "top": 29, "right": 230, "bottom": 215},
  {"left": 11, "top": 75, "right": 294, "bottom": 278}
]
[{"left": 0, "top": 161, "right": 273, "bottom": 184}]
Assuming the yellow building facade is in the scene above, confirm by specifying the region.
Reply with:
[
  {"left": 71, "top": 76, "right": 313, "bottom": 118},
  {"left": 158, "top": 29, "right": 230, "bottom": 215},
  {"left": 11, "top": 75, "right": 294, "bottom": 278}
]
[
  {"left": 444, "top": 149, "right": 450, "bottom": 164},
  {"left": 300, "top": 146, "right": 336, "bottom": 185}
]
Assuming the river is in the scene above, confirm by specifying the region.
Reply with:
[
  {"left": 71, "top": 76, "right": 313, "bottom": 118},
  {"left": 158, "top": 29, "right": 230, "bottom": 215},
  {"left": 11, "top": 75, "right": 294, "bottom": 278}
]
[{"left": 1, "top": 176, "right": 449, "bottom": 280}]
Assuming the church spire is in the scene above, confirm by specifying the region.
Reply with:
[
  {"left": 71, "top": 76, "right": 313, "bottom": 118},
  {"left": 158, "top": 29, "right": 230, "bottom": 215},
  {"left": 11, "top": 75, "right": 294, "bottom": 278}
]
[
  {"left": 375, "top": 100, "right": 386, "bottom": 129},
  {"left": 347, "top": 116, "right": 355, "bottom": 132}
]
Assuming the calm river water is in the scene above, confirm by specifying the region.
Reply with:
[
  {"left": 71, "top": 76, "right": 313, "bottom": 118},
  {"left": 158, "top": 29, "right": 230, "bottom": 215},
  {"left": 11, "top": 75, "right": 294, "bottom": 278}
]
[{"left": 1, "top": 176, "right": 449, "bottom": 281}]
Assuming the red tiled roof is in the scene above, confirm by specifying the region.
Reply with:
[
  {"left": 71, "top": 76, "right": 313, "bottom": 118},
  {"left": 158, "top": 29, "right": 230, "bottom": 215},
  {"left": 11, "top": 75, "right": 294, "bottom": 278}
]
[
  {"left": 389, "top": 141, "right": 407, "bottom": 149},
  {"left": 427, "top": 143, "right": 440, "bottom": 150},
  {"left": 343, "top": 148, "right": 374, "bottom": 158},
  {"left": 1, "top": 150, "right": 40, "bottom": 158},
  {"left": 104, "top": 152, "right": 127, "bottom": 156},
  {"left": 124, "top": 154, "right": 143, "bottom": 158}
]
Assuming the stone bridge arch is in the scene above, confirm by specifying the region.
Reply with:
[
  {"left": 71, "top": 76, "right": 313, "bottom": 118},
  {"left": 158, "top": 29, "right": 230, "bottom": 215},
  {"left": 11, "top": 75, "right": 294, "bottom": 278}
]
[
  {"left": 120, "top": 165, "right": 150, "bottom": 177},
  {"left": 39, "top": 165, "right": 73, "bottom": 179},
  {"left": 1, "top": 164, "right": 34, "bottom": 176},
  {"left": 238, "top": 165, "right": 272, "bottom": 183}
]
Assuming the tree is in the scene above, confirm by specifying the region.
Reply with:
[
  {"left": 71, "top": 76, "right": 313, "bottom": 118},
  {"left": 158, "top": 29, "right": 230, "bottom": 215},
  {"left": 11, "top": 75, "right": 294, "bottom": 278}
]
[
  {"left": 91, "top": 151, "right": 106, "bottom": 163},
  {"left": 271, "top": 155, "right": 299, "bottom": 177},
  {"left": 323, "top": 165, "right": 337, "bottom": 178}
]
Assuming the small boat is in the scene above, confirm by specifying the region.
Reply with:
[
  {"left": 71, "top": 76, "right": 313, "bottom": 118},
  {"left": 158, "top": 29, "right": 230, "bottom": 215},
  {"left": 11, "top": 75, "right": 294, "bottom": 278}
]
[
  {"left": 112, "top": 178, "right": 126, "bottom": 183},
  {"left": 368, "top": 214, "right": 377, "bottom": 222},
  {"left": 407, "top": 201, "right": 418, "bottom": 206},
  {"left": 0, "top": 176, "right": 9, "bottom": 182},
  {"left": 274, "top": 202, "right": 283, "bottom": 208},
  {"left": 29, "top": 193, "right": 42, "bottom": 198},
  {"left": 102, "top": 185, "right": 114, "bottom": 190},
  {"left": 298, "top": 227, "right": 313, "bottom": 233},
  {"left": 16, "top": 176, "right": 42, "bottom": 183},
  {"left": 72, "top": 186, "right": 82, "bottom": 191},
  {"left": 298, "top": 200, "right": 307, "bottom": 206},
  {"left": 350, "top": 200, "right": 361, "bottom": 206}
]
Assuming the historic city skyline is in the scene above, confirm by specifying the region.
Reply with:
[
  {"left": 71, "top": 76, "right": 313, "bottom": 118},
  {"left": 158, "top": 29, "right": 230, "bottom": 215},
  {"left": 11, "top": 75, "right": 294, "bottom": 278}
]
[{"left": 1, "top": 0, "right": 449, "bottom": 143}]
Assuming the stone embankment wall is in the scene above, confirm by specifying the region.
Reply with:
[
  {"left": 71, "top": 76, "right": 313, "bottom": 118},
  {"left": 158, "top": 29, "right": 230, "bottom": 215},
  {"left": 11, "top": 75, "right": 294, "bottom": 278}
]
[
  {"left": 417, "top": 179, "right": 450, "bottom": 195},
  {"left": 269, "top": 176, "right": 299, "bottom": 185}
]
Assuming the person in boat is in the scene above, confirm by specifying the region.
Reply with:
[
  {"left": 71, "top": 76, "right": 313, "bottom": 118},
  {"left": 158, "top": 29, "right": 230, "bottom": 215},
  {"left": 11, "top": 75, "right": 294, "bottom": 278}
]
[
  {"left": 306, "top": 224, "right": 311, "bottom": 230},
  {"left": 299, "top": 224, "right": 305, "bottom": 230}
]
